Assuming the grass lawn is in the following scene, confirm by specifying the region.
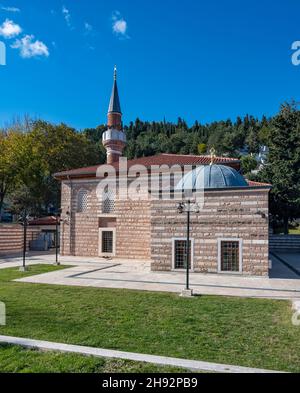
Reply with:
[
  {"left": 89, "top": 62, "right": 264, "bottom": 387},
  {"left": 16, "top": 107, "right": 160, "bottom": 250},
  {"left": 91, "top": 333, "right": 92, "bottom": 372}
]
[
  {"left": 289, "top": 228, "right": 300, "bottom": 235},
  {"left": 0, "top": 265, "right": 299, "bottom": 372},
  {"left": 0, "top": 344, "right": 187, "bottom": 373}
]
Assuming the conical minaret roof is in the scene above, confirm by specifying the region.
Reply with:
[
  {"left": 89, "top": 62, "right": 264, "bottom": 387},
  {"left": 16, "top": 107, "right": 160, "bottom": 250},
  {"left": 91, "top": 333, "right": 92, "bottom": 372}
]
[{"left": 108, "top": 66, "right": 122, "bottom": 114}]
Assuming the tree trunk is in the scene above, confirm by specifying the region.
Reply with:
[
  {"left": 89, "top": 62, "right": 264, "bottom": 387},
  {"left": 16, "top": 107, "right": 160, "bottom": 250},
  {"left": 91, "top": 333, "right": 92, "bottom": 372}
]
[{"left": 283, "top": 216, "right": 289, "bottom": 235}]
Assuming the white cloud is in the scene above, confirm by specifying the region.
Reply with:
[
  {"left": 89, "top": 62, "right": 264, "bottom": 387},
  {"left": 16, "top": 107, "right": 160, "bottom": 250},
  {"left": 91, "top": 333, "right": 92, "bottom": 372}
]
[
  {"left": 84, "top": 22, "right": 92, "bottom": 32},
  {"left": 1, "top": 6, "right": 20, "bottom": 12},
  {"left": 0, "top": 18, "right": 22, "bottom": 38},
  {"left": 113, "top": 19, "right": 127, "bottom": 35},
  {"left": 62, "top": 5, "right": 71, "bottom": 27},
  {"left": 11, "top": 34, "right": 49, "bottom": 58},
  {"left": 112, "top": 11, "right": 129, "bottom": 38}
]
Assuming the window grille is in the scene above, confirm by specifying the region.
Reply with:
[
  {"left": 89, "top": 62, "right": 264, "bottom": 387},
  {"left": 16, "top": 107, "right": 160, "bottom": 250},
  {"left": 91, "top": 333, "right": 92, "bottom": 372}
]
[
  {"left": 77, "top": 189, "right": 88, "bottom": 213},
  {"left": 174, "top": 240, "right": 192, "bottom": 269},
  {"left": 220, "top": 241, "right": 240, "bottom": 272},
  {"left": 102, "top": 231, "right": 113, "bottom": 254},
  {"left": 102, "top": 190, "right": 115, "bottom": 214}
]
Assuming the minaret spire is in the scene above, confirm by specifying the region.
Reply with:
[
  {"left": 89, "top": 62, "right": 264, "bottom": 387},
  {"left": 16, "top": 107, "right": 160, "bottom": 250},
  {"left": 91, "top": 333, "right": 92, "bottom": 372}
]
[
  {"left": 108, "top": 66, "right": 122, "bottom": 115},
  {"left": 102, "top": 66, "right": 127, "bottom": 164}
]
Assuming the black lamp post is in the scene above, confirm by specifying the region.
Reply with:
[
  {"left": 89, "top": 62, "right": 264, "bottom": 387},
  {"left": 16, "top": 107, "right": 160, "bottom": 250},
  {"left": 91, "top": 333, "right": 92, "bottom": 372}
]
[
  {"left": 55, "top": 211, "right": 60, "bottom": 265},
  {"left": 19, "top": 210, "right": 29, "bottom": 272},
  {"left": 177, "top": 200, "right": 199, "bottom": 296},
  {"left": 54, "top": 209, "right": 63, "bottom": 266}
]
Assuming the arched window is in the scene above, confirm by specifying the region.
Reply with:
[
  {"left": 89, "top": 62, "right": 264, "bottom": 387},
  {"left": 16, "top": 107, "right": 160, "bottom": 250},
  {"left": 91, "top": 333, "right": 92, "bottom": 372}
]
[
  {"left": 102, "top": 188, "right": 115, "bottom": 214},
  {"left": 77, "top": 189, "right": 88, "bottom": 213}
]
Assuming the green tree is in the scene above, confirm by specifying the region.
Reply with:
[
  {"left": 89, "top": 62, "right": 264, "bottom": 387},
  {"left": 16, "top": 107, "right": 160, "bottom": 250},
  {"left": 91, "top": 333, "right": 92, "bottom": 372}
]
[
  {"left": 198, "top": 143, "right": 207, "bottom": 154},
  {"left": 258, "top": 102, "right": 300, "bottom": 234},
  {"left": 246, "top": 126, "right": 260, "bottom": 154},
  {"left": 5, "top": 120, "right": 102, "bottom": 217},
  {"left": 240, "top": 155, "right": 257, "bottom": 176},
  {"left": 0, "top": 129, "right": 26, "bottom": 220}
]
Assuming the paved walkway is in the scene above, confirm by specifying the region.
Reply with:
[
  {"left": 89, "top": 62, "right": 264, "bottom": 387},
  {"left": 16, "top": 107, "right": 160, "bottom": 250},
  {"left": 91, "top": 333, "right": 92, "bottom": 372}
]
[
  {"left": 0, "top": 335, "right": 284, "bottom": 373},
  {"left": 1, "top": 251, "right": 299, "bottom": 300}
]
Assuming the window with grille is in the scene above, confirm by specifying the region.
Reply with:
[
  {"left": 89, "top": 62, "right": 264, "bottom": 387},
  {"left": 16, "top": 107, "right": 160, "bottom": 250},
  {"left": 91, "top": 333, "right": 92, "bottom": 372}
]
[
  {"left": 174, "top": 240, "right": 192, "bottom": 269},
  {"left": 102, "top": 231, "right": 113, "bottom": 254},
  {"left": 102, "top": 190, "right": 115, "bottom": 214},
  {"left": 77, "top": 189, "right": 88, "bottom": 213},
  {"left": 220, "top": 241, "right": 240, "bottom": 272}
]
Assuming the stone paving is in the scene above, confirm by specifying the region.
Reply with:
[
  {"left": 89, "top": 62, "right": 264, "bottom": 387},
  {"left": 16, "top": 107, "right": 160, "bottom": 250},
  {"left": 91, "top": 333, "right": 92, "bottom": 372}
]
[{"left": 2, "top": 251, "right": 299, "bottom": 300}]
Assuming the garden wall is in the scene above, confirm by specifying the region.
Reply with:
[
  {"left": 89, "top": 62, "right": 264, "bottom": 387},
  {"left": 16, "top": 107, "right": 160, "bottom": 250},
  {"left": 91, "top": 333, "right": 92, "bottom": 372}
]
[{"left": 0, "top": 224, "right": 40, "bottom": 256}]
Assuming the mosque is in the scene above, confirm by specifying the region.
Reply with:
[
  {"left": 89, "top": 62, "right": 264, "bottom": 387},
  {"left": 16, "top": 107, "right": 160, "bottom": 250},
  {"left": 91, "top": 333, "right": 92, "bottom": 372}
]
[{"left": 55, "top": 69, "right": 271, "bottom": 276}]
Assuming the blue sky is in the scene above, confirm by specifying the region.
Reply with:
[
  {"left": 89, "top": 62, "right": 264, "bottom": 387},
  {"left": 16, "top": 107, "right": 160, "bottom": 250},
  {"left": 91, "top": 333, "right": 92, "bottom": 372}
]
[{"left": 0, "top": 0, "right": 300, "bottom": 130}]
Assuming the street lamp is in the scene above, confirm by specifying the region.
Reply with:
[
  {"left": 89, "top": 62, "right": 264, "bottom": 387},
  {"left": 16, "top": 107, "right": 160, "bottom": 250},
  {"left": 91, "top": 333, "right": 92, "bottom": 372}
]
[
  {"left": 54, "top": 208, "right": 69, "bottom": 266},
  {"left": 54, "top": 208, "right": 70, "bottom": 265},
  {"left": 19, "top": 210, "right": 29, "bottom": 272},
  {"left": 54, "top": 210, "right": 61, "bottom": 266},
  {"left": 177, "top": 200, "right": 199, "bottom": 297}
]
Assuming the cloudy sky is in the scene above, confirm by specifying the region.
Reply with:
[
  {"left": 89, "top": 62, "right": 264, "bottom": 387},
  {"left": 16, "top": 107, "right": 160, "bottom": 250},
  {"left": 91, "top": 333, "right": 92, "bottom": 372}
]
[{"left": 0, "top": 0, "right": 300, "bottom": 129}]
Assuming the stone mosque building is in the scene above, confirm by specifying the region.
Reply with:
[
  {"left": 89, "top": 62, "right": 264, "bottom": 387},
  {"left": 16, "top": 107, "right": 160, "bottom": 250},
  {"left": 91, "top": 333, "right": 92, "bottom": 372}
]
[{"left": 55, "top": 69, "right": 271, "bottom": 277}]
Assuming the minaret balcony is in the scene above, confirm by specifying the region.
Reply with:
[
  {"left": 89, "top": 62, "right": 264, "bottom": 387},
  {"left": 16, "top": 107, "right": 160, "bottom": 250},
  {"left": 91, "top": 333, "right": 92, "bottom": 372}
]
[{"left": 102, "top": 129, "right": 127, "bottom": 143}]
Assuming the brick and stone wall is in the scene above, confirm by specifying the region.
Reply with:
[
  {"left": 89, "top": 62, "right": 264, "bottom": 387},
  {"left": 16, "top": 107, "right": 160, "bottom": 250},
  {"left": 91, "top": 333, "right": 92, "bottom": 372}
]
[
  {"left": 60, "top": 181, "right": 100, "bottom": 257},
  {"left": 60, "top": 179, "right": 269, "bottom": 276},
  {"left": 150, "top": 189, "right": 270, "bottom": 276},
  {"left": 60, "top": 180, "right": 151, "bottom": 259},
  {"left": 116, "top": 200, "right": 151, "bottom": 259},
  {"left": 0, "top": 224, "right": 40, "bottom": 256}
]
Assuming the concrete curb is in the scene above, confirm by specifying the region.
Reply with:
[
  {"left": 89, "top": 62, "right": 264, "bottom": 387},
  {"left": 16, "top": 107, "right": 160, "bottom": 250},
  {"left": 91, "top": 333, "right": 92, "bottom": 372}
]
[{"left": 0, "top": 335, "right": 285, "bottom": 373}]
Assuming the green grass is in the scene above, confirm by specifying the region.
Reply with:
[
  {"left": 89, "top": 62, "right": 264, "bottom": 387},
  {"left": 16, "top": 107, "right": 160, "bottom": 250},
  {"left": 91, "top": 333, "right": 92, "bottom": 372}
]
[
  {"left": 0, "top": 265, "right": 299, "bottom": 372},
  {"left": 0, "top": 344, "right": 186, "bottom": 373},
  {"left": 274, "top": 226, "right": 300, "bottom": 235},
  {"left": 289, "top": 228, "right": 300, "bottom": 235}
]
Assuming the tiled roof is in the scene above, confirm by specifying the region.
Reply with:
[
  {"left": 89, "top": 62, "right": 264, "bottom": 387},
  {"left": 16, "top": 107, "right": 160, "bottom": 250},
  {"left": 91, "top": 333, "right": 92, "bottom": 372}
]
[
  {"left": 246, "top": 180, "right": 272, "bottom": 188},
  {"left": 54, "top": 154, "right": 240, "bottom": 179},
  {"left": 28, "top": 216, "right": 58, "bottom": 226}
]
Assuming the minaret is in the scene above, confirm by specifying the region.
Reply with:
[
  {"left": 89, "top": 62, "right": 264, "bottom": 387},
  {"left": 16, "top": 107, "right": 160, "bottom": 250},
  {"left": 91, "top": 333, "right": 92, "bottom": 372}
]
[{"left": 102, "top": 66, "right": 126, "bottom": 164}]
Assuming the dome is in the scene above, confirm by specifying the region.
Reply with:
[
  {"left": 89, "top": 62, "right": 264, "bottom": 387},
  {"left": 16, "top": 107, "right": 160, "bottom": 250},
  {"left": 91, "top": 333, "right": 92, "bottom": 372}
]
[{"left": 175, "top": 165, "right": 248, "bottom": 191}]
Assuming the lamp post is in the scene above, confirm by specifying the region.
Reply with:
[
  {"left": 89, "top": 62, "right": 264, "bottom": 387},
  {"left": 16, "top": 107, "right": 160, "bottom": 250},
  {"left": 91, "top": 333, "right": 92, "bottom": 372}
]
[
  {"left": 55, "top": 209, "right": 70, "bottom": 264},
  {"left": 54, "top": 208, "right": 67, "bottom": 266},
  {"left": 55, "top": 210, "right": 60, "bottom": 266},
  {"left": 19, "top": 210, "right": 29, "bottom": 272},
  {"left": 177, "top": 200, "right": 199, "bottom": 297}
]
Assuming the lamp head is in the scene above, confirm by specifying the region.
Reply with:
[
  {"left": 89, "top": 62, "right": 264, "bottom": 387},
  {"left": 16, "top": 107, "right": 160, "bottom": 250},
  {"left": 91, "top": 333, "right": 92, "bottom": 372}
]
[{"left": 176, "top": 203, "right": 185, "bottom": 214}]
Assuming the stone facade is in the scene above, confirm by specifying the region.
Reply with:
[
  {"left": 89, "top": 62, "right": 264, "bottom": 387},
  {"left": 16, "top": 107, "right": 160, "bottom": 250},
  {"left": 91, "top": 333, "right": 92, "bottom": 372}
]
[
  {"left": 60, "top": 178, "right": 270, "bottom": 276},
  {"left": 151, "top": 189, "right": 269, "bottom": 276},
  {"left": 60, "top": 180, "right": 151, "bottom": 260}
]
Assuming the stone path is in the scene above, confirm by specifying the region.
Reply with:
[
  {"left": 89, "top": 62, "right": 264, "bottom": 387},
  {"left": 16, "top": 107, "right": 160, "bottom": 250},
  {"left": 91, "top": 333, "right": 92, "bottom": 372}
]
[
  {"left": 0, "top": 335, "right": 284, "bottom": 374},
  {"left": 1, "top": 251, "right": 300, "bottom": 300},
  {"left": 14, "top": 258, "right": 300, "bottom": 300}
]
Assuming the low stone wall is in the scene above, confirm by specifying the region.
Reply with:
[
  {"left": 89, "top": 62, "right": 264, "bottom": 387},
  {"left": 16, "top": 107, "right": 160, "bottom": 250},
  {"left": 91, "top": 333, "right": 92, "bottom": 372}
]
[{"left": 0, "top": 224, "right": 40, "bottom": 255}]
